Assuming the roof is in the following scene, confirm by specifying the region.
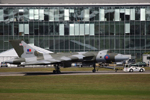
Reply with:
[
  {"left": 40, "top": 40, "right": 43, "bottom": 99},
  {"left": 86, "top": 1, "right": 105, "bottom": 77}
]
[{"left": 1, "top": 0, "right": 150, "bottom": 4}]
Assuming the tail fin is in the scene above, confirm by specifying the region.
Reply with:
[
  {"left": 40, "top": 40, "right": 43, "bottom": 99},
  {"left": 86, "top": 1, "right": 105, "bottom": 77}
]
[{"left": 9, "top": 40, "right": 40, "bottom": 58}]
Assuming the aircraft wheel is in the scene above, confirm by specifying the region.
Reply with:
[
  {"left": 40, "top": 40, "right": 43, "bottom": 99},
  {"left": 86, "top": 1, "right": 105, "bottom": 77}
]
[
  {"left": 92, "top": 69, "right": 96, "bottom": 73},
  {"left": 129, "top": 69, "right": 133, "bottom": 72},
  {"left": 53, "top": 70, "right": 61, "bottom": 74},
  {"left": 115, "top": 69, "right": 118, "bottom": 72},
  {"left": 139, "top": 69, "right": 143, "bottom": 72},
  {"left": 56, "top": 70, "right": 61, "bottom": 74},
  {"left": 53, "top": 70, "right": 56, "bottom": 74},
  {"left": 22, "top": 65, "right": 25, "bottom": 67}
]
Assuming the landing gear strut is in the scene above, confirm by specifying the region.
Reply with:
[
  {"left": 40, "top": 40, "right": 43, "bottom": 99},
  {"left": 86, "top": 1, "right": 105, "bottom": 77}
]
[
  {"left": 53, "top": 64, "right": 61, "bottom": 74},
  {"left": 92, "top": 63, "right": 96, "bottom": 73}
]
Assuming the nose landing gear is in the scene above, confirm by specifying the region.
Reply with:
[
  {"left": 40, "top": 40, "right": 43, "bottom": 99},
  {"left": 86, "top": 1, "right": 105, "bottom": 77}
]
[{"left": 92, "top": 63, "right": 96, "bottom": 73}]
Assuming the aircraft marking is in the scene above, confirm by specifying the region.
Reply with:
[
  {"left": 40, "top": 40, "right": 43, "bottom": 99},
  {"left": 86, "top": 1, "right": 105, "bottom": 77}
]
[
  {"left": 27, "top": 49, "right": 31, "bottom": 52},
  {"left": 104, "top": 55, "right": 110, "bottom": 60}
]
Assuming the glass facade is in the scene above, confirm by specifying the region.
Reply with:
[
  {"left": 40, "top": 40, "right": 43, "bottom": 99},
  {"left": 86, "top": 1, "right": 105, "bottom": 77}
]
[{"left": 0, "top": 4, "right": 150, "bottom": 59}]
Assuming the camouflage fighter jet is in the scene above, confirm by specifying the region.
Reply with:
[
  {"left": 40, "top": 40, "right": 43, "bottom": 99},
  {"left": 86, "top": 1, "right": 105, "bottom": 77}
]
[{"left": 9, "top": 40, "right": 129, "bottom": 73}]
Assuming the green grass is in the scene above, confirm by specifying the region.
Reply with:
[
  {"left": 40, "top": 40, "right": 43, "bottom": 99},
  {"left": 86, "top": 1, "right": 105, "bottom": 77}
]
[
  {"left": 145, "top": 67, "right": 150, "bottom": 70},
  {"left": 0, "top": 75, "right": 150, "bottom": 100}
]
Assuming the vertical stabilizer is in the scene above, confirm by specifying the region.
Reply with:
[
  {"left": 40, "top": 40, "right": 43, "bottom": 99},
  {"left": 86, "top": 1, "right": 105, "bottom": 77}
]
[
  {"left": 9, "top": 40, "right": 24, "bottom": 57},
  {"left": 9, "top": 40, "right": 40, "bottom": 58}
]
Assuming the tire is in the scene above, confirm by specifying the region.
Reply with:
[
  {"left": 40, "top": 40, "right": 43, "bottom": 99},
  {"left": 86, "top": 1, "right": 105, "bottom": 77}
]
[
  {"left": 129, "top": 69, "right": 133, "bottom": 72},
  {"left": 22, "top": 65, "right": 25, "bottom": 67},
  {"left": 139, "top": 69, "right": 144, "bottom": 72},
  {"left": 53, "top": 70, "right": 61, "bottom": 74},
  {"left": 92, "top": 69, "right": 96, "bottom": 73},
  {"left": 53, "top": 70, "right": 56, "bottom": 74},
  {"left": 56, "top": 70, "right": 61, "bottom": 74}
]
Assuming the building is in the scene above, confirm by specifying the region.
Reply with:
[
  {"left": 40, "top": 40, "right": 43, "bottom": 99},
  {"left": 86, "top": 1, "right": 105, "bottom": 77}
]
[
  {"left": 0, "top": 0, "right": 150, "bottom": 60},
  {"left": 143, "top": 54, "right": 150, "bottom": 65}
]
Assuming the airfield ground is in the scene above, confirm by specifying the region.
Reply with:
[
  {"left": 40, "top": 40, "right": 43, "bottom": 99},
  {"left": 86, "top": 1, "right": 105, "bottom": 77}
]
[
  {"left": 0, "top": 67, "right": 150, "bottom": 100},
  {"left": 0, "top": 66, "right": 150, "bottom": 72},
  {"left": 0, "top": 67, "right": 113, "bottom": 72}
]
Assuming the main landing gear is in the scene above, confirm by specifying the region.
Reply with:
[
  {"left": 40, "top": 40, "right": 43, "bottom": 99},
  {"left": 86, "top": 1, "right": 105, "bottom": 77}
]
[
  {"left": 92, "top": 63, "right": 96, "bottom": 73},
  {"left": 53, "top": 64, "right": 61, "bottom": 74}
]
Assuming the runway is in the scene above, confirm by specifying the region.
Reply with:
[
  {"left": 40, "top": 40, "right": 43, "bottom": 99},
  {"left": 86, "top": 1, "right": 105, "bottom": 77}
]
[{"left": 0, "top": 70, "right": 150, "bottom": 76}]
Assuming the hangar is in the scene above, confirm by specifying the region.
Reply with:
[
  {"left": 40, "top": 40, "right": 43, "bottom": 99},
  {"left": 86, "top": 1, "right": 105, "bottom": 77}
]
[{"left": 0, "top": 0, "right": 150, "bottom": 61}]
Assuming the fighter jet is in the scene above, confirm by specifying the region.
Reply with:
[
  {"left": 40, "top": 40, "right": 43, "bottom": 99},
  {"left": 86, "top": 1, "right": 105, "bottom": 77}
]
[{"left": 9, "top": 40, "right": 129, "bottom": 73}]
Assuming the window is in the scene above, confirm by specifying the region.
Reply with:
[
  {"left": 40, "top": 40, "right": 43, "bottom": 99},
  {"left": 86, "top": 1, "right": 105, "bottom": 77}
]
[
  {"left": 19, "top": 24, "right": 24, "bottom": 33},
  {"left": 85, "top": 24, "right": 89, "bottom": 35},
  {"left": 75, "top": 24, "right": 79, "bottom": 35},
  {"left": 68, "top": 23, "right": 94, "bottom": 36},
  {"left": 130, "top": 9, "right": 135, "bottom": 20},
  {"left": 125, "top": 9, "right": 130, "bottom": 20},
  {"left": 59, "top": 24, "right": 64, "bottom": 36},
  {"left": 55, "top": 8, "right": 59, "bottom": 21},
  {"left": 29, "top": 38, "right": 34, "bottom": 45},
  {"left": 99, "top": 9, "right": 105, "bottom": 21},
  {"left": 80, "top": 24, "right": 84, "bottom": 35},
  {"left": 19, "top": 9, "right": 24, "bottom": 12},
  {"left": 0, "top": 9, "right": 3, "bottom": 21},
  {"left": 146, "top": 7, "right": 150, "bottom": 21},
  {"left": 120, "top": 8, "right": 125, "bottom": 21},
  {"left": 70, "top": 9, "right": 74, "bottom": 21},
  {"left": 19, "top": 24, "right": 29, "bottom": 35},
  {"left": 39, "top": 9, "right": 44, "bottom": 21},
  {"left": 140, "top": 8, "right": 145, "bottom": 21},
  {"left": 135, "top": 8, "right": 140, "bottom": 20},
  {"left": 114, "top": 9, "right": 120, "bottom": 21},
  {"left": 18, "top": 9, "right": 24, "bottom": 21},
  {"left": 34, "top": 9, "right": 39, "bottom": 19},
  {"left": 64, "top": 9, "right": 69, "bottom": 21},
  {"left": 49, "top": 9, "right": 54, "bottom": 21},
  {"left": 84, "top": 9, "right": 89, "bottom": 21},
  {"left": 29, "top": 9, "right": 34, "bottom": 20},
  {"left": 90, "top": 24, "right": 94, "bottom": 35},
  {"left": 69, "top": 24, "right": 74, "bottom": 36},
  {"left": 29, "top": 9, "right": 44, "bottom": 20},
  {"left": 24, "top": 24, "right": 29, "bottom": 34},
  {"left": 125, "top": 23, "right": 130, "bottom": 33}
]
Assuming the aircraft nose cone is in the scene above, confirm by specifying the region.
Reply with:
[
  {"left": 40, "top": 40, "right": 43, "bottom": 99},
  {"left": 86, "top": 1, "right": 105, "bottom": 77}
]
[{"left": 115, "top": 54, "right": 129, "bottom": 62}]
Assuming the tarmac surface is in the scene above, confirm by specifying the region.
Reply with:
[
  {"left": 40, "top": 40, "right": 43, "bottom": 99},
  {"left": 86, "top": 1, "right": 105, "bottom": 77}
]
[{"left": 0, "top": 70, "right": 150, "bottom": 76}]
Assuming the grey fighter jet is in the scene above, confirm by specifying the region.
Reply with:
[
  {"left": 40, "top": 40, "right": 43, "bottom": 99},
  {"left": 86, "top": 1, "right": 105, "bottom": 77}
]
[{"left": 9, "top": 40, "right": 129, "bottom": 73}]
